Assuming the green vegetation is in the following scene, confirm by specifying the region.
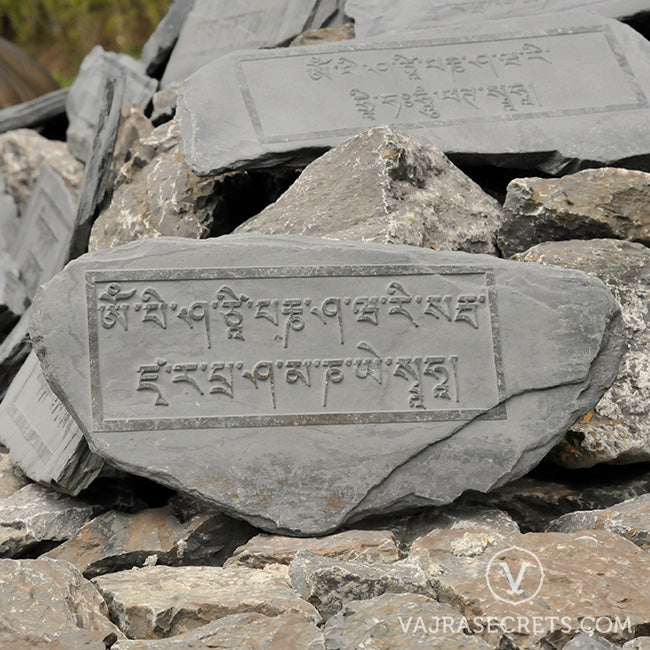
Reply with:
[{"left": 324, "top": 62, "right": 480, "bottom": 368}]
[{"left": 0, "top": 0, "right": 172, "bottom": 85}]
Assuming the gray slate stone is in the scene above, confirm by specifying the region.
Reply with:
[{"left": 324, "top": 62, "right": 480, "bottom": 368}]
[
  {"left": 0, "top": 309, "right": 31, "bottom": 402},
  {"left": 0, "top": 253, "right": 27, "bottom": 340},
  {"left": 0, "top": 351, "right": 103, "bottom": 494},
  {"left": 29, "top": 235, "right": 623, "bottom": 535},
  {"left": 0, "top": 483, "right": 105, "bottom": 557},
  {"left": 0, "top": 558, "right": 122, "bottom": 644},
  {"left": 14, "top": 164, "right": 76, "bottom": 300},
  {"left": 66, "top": 46, "right": 157, "bottom": 163},
  {"left": 68, "top": 76, "right": 126, "bottom": 261},
  {"left": 498, "top": 168, "right": 650, "bottom": 257},
  {"left": 624, "top": 640, "right": 650, "bottom": 649},
  {"left": 0, "top": 129, "right": 83, "bottom": 217},
  {"left": 235, "top": 126, "right": 501, "bottom": 254},
  {"left": 289, "top": 550, "right": 432, "bottom": 618},
  {"left": 323, "top": 593, "right": 492, "bottom": 649},
  {"left": 141, "top": 0, "right": 195, "bottom": 77},
  {"left": 0, "top": 87, "right": 68, "bottom": 134},
  {"left": 161, "top": 0, "right": 341, "bottom": 86},
  {"left": 347, "top": 0, "right": 650, "bottom": 38},
  {"left": 0, "top": 181, "right": 19, "bottom": 255},
  {"left": 515, "top": 240, "right": 650, "bottom": 467},
  {"left": 563, "top": 634, "right": 622, "bottom": 649},
  {"left": 546, "top": 494, "right": 650, "bottom": 550},
  {"left": 0, "top": 454, "right": 29, "bottom": 499},
  {"left": 178, "top": 12, "right": 650, "bottom": 176}
]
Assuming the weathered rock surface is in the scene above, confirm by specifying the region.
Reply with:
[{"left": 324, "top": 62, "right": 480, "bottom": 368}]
[
  {"left": 0, "top": 351, "right": 103, "bottom": 494},
  {"left": 0, "top": 182, "right": 19, "bottom": 255},
  {"left": 0, "top": 454, "right": 29, "bottom": 499},
  {"left": 323, "top": 593, "right": 492, "bottom": 649},
  {"left": 161, "top": 0, "right": 342, "bottom": 86},
  {"left": 498, "top": 169, "right": 650, "bottom": 256},
  {"left": 66, "top": 46, "right": 157, "bottom": 163},
  {"left": 0, "top": 253, "right": 27, "bottom": 339},
  {"left": 141, "top": 0, "right": 195, "bottom": 77},
  {"left": 89, "top": 121, "right": 296, "bottom": 250},
  {"left": 515, "top": 240, "right": 650, "bottom": 467},
  {"left": 30, "top": 235, "right": 624, "bottom": 535},
  {"left": 45, "top": 506, "right": 255, "bottom": 577},
  {"left": 93, "top": 564, "right": 320, "bottom": 639},
  {"left": 347, "top": 0, "right": 650, "bottom": 38},
  {"left": 225, "top": 529, "right": 400, "bottom": 569},
  {"left": 547, "top": 494, "right": 650, "bottom": 550},
  {"left": 178, "top": 13, "right": 650, "bottom": 176},
  {"left": 236, "top": 127, "right": 501, "bottom": 254},
  {"left": 409, "top": 529, "right": 650, "bottom": 648},
  {"left": 460, "top": 468, "right": 650, "bottom": 532},
  {"left": 0, "top": 483, "right": 104, "bottom": 556},
  {"left": 290, "top": 22, "right": 354, "bottom": 47},
  {"left": 0, "top": 129, "right": 83, "bottom": 216},
  {"left": 0, "top": 309, "right": 31, "bottom": 402},
  {"left": 564, "top": 634, "right": 623, "bottom": 649},
  {"left": 0, "top": 558, "right": 121, "bottom": 644},
  {"left": 289, "top": 550, "right": 432, "bottom": 618},
  {"left": 0, "top": 87, "right": 68, "bottom": 135},
  {"left": 112, "top": 612, "right": 325, "bottom": 649}
]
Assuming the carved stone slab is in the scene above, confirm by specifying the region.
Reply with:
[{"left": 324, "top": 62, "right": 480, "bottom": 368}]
[
  {"left": 14, "top": 164, "right": 76, "bottom": 300},
  {"left": 29, "top": 235, "right": 623, "bottom": 535},
  {"left": 0, "top": 352, "right": 103, "bottom": 495},
  {"left": 178, "top": 12, "right": 650, "bottom": 176},
  {"left": 161, "top": 0, "right": 341, "bottom": 87},
  {"left": 347, "top": 0, "right": 650, "bottom": 38}
]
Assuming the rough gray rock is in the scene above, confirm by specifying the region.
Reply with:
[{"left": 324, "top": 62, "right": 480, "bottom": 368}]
[
  {"left": 0, "top": 558, "right": 122, "bottom": 645},
  {"left": 141, "top": 0, "right": 195, "bottom": 77},
  {"left": 236, "top": 127, "right": 501, "bottom": 254},
  {"left": 498, "top": 168, "right": 650, "bottom": 256},
  {"left": 161, "top": 0, "right": 342, "bottom": 86},
  {"left": 347, "top": 0, "right": 650, "bottom": 38},
  {"left": 0, "top": 351, "right": 103, "bottom": 494},
  {"left": 0, "top": 253, "right": 27, "bottom": 340},
  {"left": 45, "top": 506, "right": 255, "bottom": 577},
  {"left": 0, "top": 454, "right": 29, "bottom": 499},
  {"left": 66, "top": 46, "right": 157, "bottom": 163},
  {"left": 460, "top": 469, "right": 650, "bottom": 533},
  {"left": 93, "top": 565, "right": 320, "bottom": 639},
  {"left": 112, "top": 613, "right": 325, "bottom": 649},
  {"left": 546, "top": 494, "right": 650, "bottom": 550},
  {"left": 564, "top": 634, "right": 622, "bottom": 649},
  {"left": 0, "top": 309, "right": 31, "bottom": 402},
  {"left": 289, "top": 550, "right": 432, "bottom": 618},
  {"left": 178, "top": 13, "right": 650, "bottom": 176},
  {"left": 323, "top": 593, "right": 493, "bottom": 649},
  {"left": 225, "top": 529, "right": 400, "bottom": 569},
  {"left": 0, "top": 483, "right": 105, "bottom": 557},
  {"left": 515, "top": 240, "right": 650, "bottom": 467},
  {"left": 0, "top": 129, "right": 83, "bottom": 216},
  {"left": 290, "top": 22, "right": 355, "bottom": 47},
  {"left": 0, "top": 87, "right": 68, "bottom": 134},
  {"left": 0, "top": 183, "right": 19, "bottom": 255},
  {"left": 89, "top": 120, "right": 296, "bottom": 251},
  {"left": 409, "top": 529, "right": 650, "bottom": 648},
  {"left": 151, "top": 82, "right": 182, "bottom": 123},
  {"left": 29, "top": 235, "right": 624, "bottom": 535}
]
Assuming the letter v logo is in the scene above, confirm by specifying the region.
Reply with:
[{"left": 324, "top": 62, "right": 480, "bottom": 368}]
[{"left": 486, "top": 546, "right": 544, "bottom": 605}]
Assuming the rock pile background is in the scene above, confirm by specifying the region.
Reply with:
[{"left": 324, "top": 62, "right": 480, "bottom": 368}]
[{"left": 0, "top": 1, "right": 647, "bottom": 648}]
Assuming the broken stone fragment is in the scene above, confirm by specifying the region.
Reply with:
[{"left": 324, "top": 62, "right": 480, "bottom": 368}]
[{"left": 236, "top": 126, "right": 502, "bottom": 255}]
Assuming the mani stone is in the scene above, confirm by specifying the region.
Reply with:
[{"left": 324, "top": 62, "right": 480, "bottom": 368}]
[
  {"left": 13, "top": 164, "right": 76, "bottom": 300},
  {"left": 66, "top": 46, "right": 157, "bottom": 163},
  {"left": 514, "top": 240, "right": 650, "bottom": 468},
  {"left": 347, "top": 0, "right": 650, "bottom": 38},
  {"left": 235, "top": 126, "right": 501, "bottom": 254},
  {"left": 0, "top": 351, "right": 103, "bottom": 494},
  {"left": 498, "top": 168, "right": 650, "bottom": 257},
  {"left": 29, "top": 235, "right": 624, "bottom": 535},
  {"left": 161, "top": 0, "right": 342, "bottom": 87},
  {"left": 178, "top": 12, "right": 650, "bottom": 176}
]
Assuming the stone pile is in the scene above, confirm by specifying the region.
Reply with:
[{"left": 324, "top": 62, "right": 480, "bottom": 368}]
[{"left": 0, "top": 1, "right": 647, "bottom": 648}]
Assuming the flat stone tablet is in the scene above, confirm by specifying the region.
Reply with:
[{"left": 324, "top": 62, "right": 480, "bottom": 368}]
[
  {"left": 66, "top": 46, "right": 157, "bottom": 163},
  {"left": 13, "top": 164, "right": 76, "bottom": 300},
  {"left": 347, "top": 0, "right": 650, "bottom": 38},
  {"left": 29, "top": 235, "right": 623, "bottom": 535},
  {"left": 161, "top": 0, "right": 341, "bottom": 86},
  {"left": 0, "top": 352, "right": 103, "bottom": 494},
  {"left": 178, "top": 12, "right": 650, "bottom": 176},
  {"left": 0, "top": 88, "right": 68, "bottom": 135}
]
